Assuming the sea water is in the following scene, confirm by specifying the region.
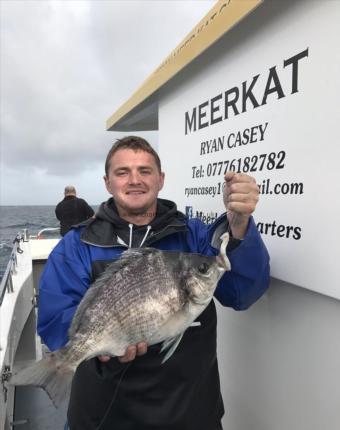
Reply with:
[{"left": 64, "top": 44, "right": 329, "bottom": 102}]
[{"left": 0, "top": 205, "right": 100, "bottom": 281}]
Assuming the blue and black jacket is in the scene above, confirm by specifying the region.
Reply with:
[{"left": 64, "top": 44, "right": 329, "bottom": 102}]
[{"left": 38, "top": 198, "right": 270, "bottom": 430}]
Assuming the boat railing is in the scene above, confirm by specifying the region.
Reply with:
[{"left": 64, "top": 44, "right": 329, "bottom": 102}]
[
  {"left": 0, "top": 227, "right": 61, "bottom": 308},
  {"left": 34, "top": 227, "right": 60, "bottom": 239},
  {"left": 0, "top": 233, "right": 25, "bottom": 308}
]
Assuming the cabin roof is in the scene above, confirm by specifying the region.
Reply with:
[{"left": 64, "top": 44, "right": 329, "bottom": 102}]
[{"left": 106, "top": 0, "right": 263, "bottom": 132}]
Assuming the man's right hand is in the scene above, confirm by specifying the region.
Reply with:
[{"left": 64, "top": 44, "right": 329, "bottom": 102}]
[{"left": 98, "top": 342, "right": 148, "bottom": 363}]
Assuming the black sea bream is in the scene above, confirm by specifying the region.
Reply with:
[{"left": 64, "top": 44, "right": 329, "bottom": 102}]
[{"left": 11, "top": 233, "right": 230, "bottom": 407}]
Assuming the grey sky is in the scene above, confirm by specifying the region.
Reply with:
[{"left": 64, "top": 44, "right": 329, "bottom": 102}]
[{"left": 0, "top": 0, "right": 215, "bottom": 205}]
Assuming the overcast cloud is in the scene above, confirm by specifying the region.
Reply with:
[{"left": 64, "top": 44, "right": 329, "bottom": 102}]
[{"left": 0, "top": 0, "right": 215, "bottom": 205}]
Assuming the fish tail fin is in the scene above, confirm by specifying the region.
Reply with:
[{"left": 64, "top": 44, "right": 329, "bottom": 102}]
[{"left": 10, "top": 353, "right": 74, "bottom": 408}]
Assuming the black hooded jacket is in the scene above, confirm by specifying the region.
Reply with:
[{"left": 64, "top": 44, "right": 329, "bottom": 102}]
[
  {"left": 82, "top": 198, "right": 187, "bottom": 248},
  {"left": 55, "top": 195, "right": 94, "bottom": 236},
  {"left": 67, "top": 198, "right": 225, "bottom": 430}
]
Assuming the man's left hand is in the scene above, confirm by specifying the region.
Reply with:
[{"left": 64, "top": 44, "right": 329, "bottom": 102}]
[{"left": 223, "top": 172, "right": 259, "bottom": 239}]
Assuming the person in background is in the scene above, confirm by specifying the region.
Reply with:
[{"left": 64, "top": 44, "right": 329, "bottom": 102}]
[
  {"left": 40, "top": 136, "right": 270, "bottom": 430},
  {"left": 55, "top": 185, "right": 94, "bottom": 236}
]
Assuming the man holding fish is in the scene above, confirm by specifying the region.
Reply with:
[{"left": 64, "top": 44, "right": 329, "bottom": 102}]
[{"left": 35, "top": 136, "right": 270, "bottom": 429}]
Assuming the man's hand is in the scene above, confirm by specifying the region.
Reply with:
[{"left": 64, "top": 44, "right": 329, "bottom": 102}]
[
  {"left": 97, "top": 342, "right": 148, "bottom": 363},
  {"left": 223, "top": 172, "right": 259, "bottom": 239}
]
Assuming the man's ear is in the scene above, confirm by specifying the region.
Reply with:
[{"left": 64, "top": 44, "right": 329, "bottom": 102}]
[
  {"left": 159, "top": 172, "right": 165, "bottom": 191},
  {"left": 103, "top": 175, "right": 110, "bottom": 193}
]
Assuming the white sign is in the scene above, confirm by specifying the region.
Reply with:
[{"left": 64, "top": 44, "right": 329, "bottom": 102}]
[{"left": 159, "top": 0, "right": 340, "bottom": 299}]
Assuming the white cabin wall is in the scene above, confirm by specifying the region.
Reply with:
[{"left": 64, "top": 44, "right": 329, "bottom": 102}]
[
  {"left": 217, "top": 281, "right": 340, "bottom": 430},
  {"left": 157, "top": 1, "right": 340, "bottom": 428}
]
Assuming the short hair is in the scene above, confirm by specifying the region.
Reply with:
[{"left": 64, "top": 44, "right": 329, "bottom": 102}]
[
  {"left": 64, "top": 185, "right": 76, "bottom": 195},
  {"left": 105, "top": 136, "right": 161, "bottom": 176}
]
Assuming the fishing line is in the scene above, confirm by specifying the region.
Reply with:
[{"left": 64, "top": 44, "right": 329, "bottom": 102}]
[
  {"left": 226, "top": 210, "right": 235, "bottom": 235},
  {"left": 93, "top": 181, "right": 233, "bottom": 429},
  {"left": 95, "top": 361, "right": 132, "bottom": 430},
  {"left": 223, "top": 178, "right": 235, "bottom": 236},
  {"left": 224, "top": 175, "right": 247, "bottom": 237}
]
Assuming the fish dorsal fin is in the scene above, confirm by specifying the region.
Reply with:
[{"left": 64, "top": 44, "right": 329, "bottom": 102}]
[
  {"left": 68, "top": 248, "right": 158, "bottom": 338},
  {"left": 160, "top": 333, "right": 184, "bottom": 363},
  {"left": 102, "top": 248, "right": 159, "bottom": 277},
  {"left": 121, "top": 247, "right": 157, "bottom": 260}
]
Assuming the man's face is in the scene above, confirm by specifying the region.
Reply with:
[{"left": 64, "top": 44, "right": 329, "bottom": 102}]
[{"left": 104, "top": 149, "right": 165, "bottom": 218}]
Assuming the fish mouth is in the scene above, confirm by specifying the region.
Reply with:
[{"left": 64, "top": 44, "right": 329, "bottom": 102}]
[{"left": 216, "top": 254, "right": 229, "bottom": 270}]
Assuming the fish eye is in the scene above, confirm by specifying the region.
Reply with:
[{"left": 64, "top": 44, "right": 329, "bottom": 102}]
[{"left": 198, "top": 263, "right": 209, "bottom": 274}]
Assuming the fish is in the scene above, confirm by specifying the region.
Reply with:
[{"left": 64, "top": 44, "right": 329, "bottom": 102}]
[{"left": 10, "top": 232, "right": 231, "bottom": 407}]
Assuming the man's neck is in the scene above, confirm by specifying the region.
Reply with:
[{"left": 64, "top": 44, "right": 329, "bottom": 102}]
[{"left": 117, "top": 206, "right": 157, "bottom": 226}]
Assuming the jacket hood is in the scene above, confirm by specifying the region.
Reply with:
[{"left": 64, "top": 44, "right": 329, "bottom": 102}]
[{"left": 80, "top": 198, "right": 187, "bottom": 247}]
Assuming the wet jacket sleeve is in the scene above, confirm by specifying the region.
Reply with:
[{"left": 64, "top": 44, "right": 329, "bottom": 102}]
[
  {"left": 37, "top": 231, "right": 92, "bottom": 351},
  {"left": 187, "top": 215, "right": 270, "bottom": 310}
]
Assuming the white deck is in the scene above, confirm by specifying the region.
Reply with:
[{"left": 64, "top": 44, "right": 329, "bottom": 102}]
[
  {"left": 30, "top": 239, "right": 59, "bottom": 261},
  {"left": 0, "top": 237, "right": 61, "bottom": 430}
]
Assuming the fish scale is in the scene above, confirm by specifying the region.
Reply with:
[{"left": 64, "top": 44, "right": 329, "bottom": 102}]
[{"left": 67, "top": 254, "right": 183, "bottom": 363}]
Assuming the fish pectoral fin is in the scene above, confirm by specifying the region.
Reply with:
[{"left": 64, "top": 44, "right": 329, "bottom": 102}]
[{"left": 160, "top": 333, "right": 184, "bottom": 363}]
